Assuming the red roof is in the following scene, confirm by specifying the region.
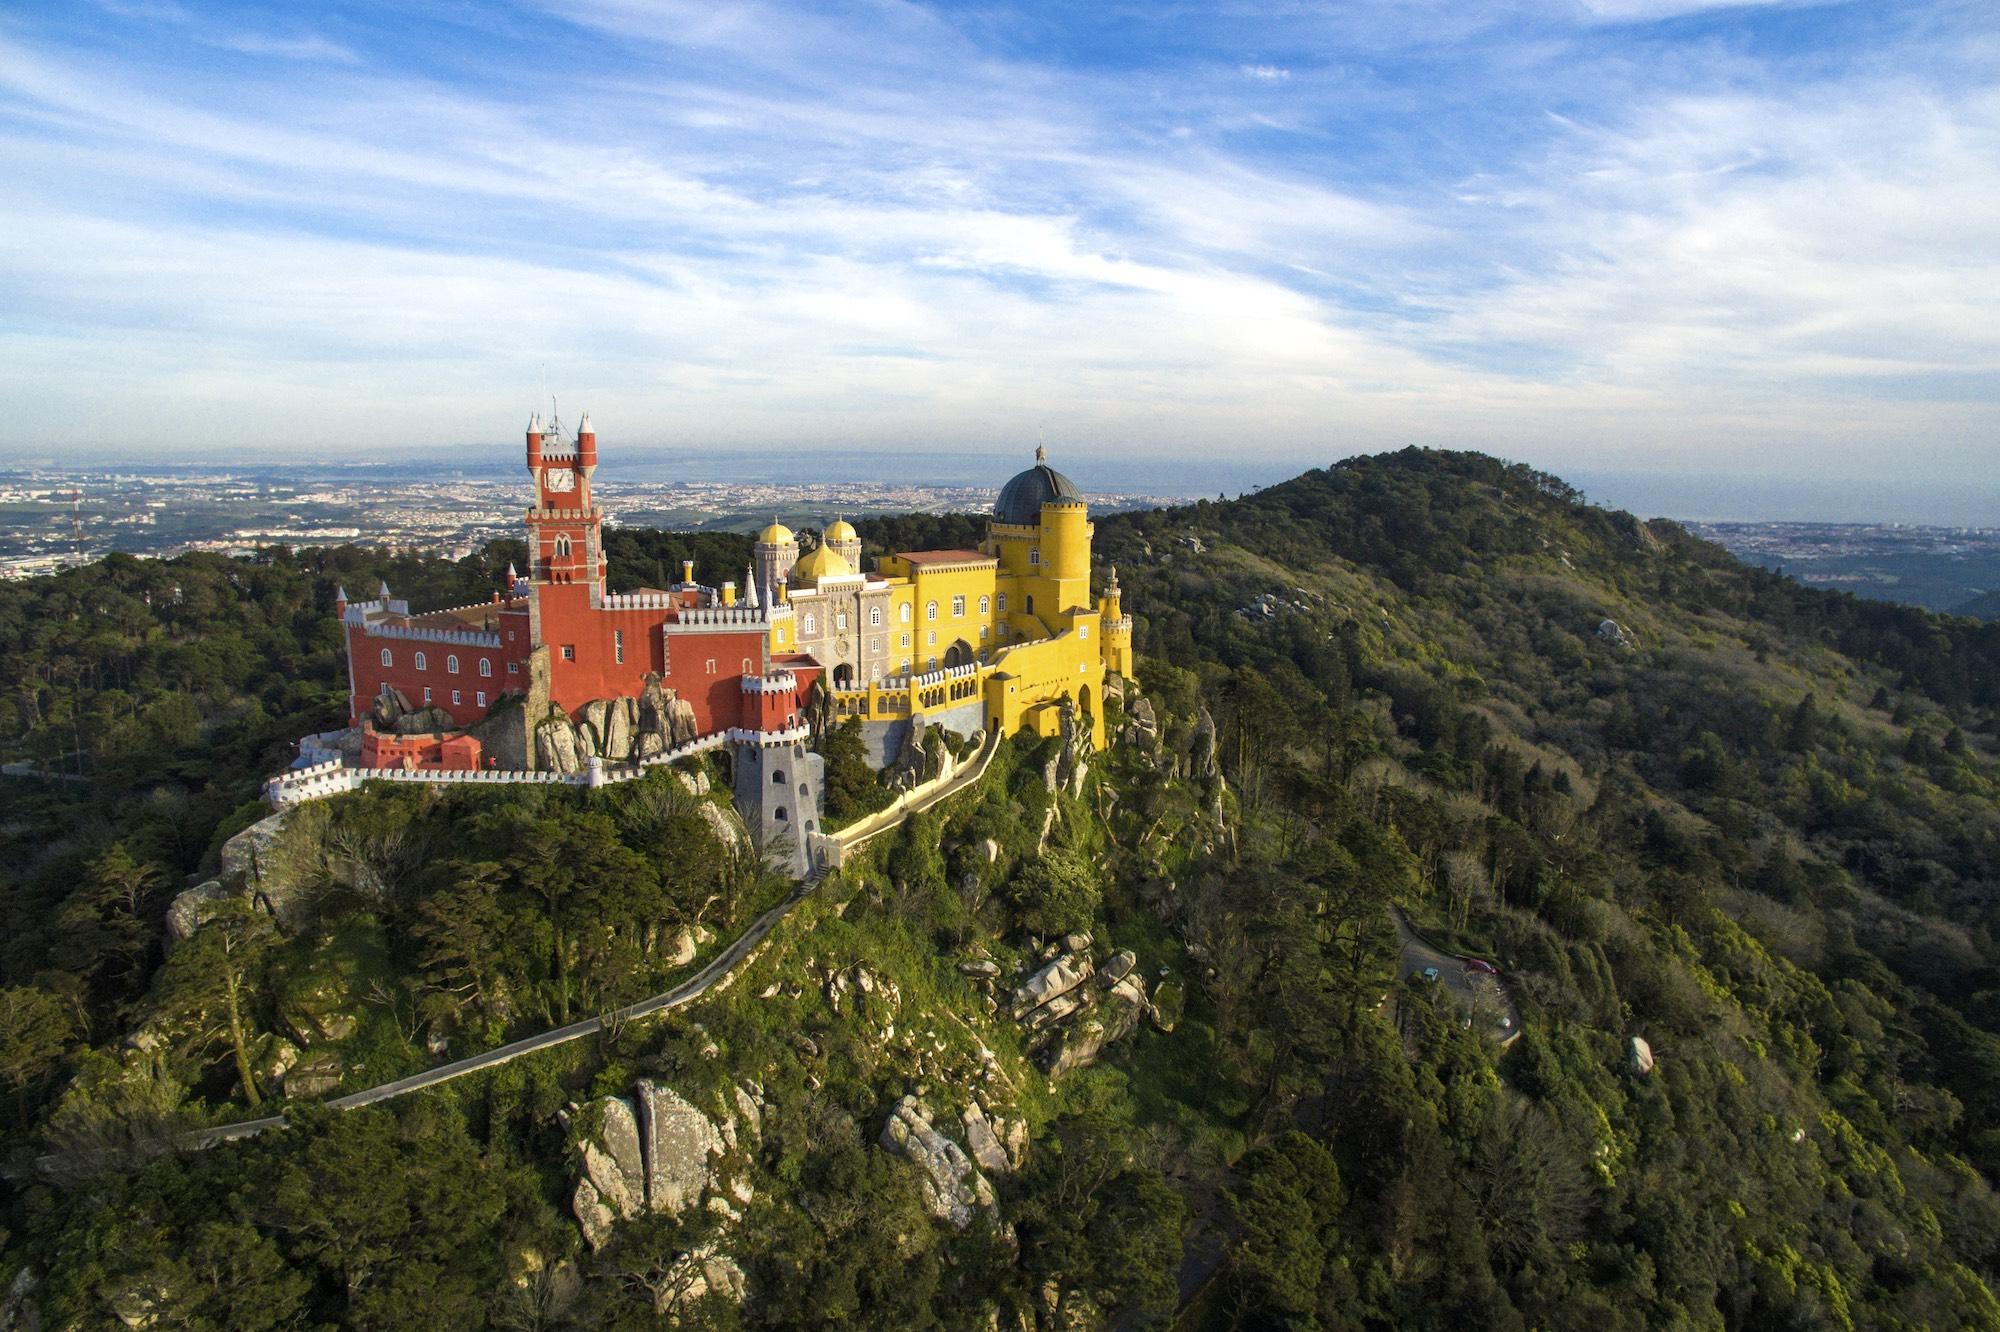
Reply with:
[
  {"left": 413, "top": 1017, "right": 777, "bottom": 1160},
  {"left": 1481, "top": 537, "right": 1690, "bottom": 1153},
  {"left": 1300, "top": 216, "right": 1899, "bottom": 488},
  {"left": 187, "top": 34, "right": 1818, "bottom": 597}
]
[{"left": 895, "top": 549, "right": 993, "bottom": 565}]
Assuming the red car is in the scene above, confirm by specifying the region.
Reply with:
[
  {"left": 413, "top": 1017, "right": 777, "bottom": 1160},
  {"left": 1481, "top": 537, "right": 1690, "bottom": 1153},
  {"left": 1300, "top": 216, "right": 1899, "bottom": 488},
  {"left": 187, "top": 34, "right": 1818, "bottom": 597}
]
[{"left": 1464, "top": 958, "right": 1499, "bottom": 976}]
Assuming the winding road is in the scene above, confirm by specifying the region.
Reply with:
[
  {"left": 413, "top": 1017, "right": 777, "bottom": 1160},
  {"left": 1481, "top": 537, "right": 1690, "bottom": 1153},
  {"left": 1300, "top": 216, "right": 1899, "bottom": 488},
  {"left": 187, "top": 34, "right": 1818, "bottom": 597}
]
[{"left": 1390, "top": 907, "right": 1520, "bottom": 1043}]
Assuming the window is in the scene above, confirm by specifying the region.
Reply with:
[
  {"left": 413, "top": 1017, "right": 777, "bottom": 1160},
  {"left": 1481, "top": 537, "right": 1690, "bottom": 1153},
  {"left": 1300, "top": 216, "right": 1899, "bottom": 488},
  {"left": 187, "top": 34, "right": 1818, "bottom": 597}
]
[
  {"left": 774, "top": 806, "right": 788, "bottom": 821},
  {"left": 927, "top": 630, "right": 937, "bottom": 646},
  {"left": 869, "top": 638, "right": 880, "bottom": 653},
  {"left": 869, "top": 607, "right": 882, "bottom": 627},
  {"left": 422, "top": 687, "right": 432, "bottom": 704},
  {"left": 705, "top": 658, "right": 716, "bottom": 674},
  {"left": 446, "top": 654, "right": 459, "bottom": 674},
  {"left": 452, "top": 689, "right": 461, "bottom": 705},
  {"left": 773, "top": 770, "right": 786, "bottom": 786},
  {"left": 614, "top": 629, "right": 624, "bottom": 664},
  {"left": 507, "top": 662, "right": 519, "bottom": 675},
  {"left": 803, "top": 613, "right": 817, "bottom": 635},
  {"left": 901, "top": 659, "right": 911, "bottom": 673},
  {"left": 836, "top": 611, "right": 847, "bottom": 631},
  {"left": 1025, "top": 595, "right": 1035, "bottom": 615},
  {"left": 555, "top": 535, "right": 571, "bottom": 557},
  {"left": 1079, "top": 624, "right": 1088, "bottom": 639},
  {"left": 951, "top": 595, "right": 965, "bottom": 617},
  {"left": 561, "top": 645, "right": 575, "bottom": 661},
  {"left": 901, "top": 632, "right": 910, "bottom": 647},
  {"left": 776, "top": 627, "right": 786, "bottom": 645},
  {"left": 979, "top": 595, "right": 989, "bottom": 614},
  {"left": 1029, "top": 547, "right": 1040, "bottom": 566},
  {"left": 926, "top": 601, "right": 938, "bottom": 621},
  {"left": 799, "top": 783, "right": 808, "bottom": 796},
  {"left": 479, "top": 658, "right": 492, "bottom": 677},
  {"left": 414, "top": 651, "right": 428, "bottom": 671},
  {"left": 998, "top": 594, "right": 1007, "bottom": 612},
  {"left": 380, "top": 648, "right": 393, "bottom": 667},
  {"left": 980, "top": 625, "right": 989, "bottom": 640},
  {"left": 476, "top": 691, "right": 486, "bottom": 707},
  {"left": 900, "top": 604, "right": 911, "bottom": 623}
]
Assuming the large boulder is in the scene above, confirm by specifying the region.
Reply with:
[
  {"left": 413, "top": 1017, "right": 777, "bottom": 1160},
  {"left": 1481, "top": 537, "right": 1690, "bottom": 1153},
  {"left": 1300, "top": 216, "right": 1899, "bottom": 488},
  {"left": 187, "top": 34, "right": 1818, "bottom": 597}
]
[
  {"left": 536, "top": 716, "right": 582, "bottom": 774},
  {"left": 962, "top": 1102, "right": 1010, "bottom": 1177},
  {"left": 603, "top": 697, "right": 636, "bottom": 761},
  {"left": 163, "top": 879, "right": 230, "bottom": 949},
  {"left": 572, "top": 1179, "right": 615, "bottom": 1253},
  {"left": 636, "top": 1080, "right": 725, "bottom": 1215},
  {"left": 1011, "top": 954, "right": 1095, "bottom": 1019},
  {"left": 578, "top": 1096, "right": 647, "bottom": 1222},
  {"left": 1628, "top": 1035, "right": 1655, "bottom": 1076},
  {"left": 880, "top": 1096, "right": 996, "bottom": 1230}
]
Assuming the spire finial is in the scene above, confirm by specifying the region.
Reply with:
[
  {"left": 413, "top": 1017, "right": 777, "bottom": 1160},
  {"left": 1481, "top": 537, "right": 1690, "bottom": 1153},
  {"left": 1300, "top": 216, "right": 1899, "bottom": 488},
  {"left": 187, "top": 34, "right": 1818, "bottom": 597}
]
[{"left": 1035, "top": 442, "right": 1047, "bottom": 464}]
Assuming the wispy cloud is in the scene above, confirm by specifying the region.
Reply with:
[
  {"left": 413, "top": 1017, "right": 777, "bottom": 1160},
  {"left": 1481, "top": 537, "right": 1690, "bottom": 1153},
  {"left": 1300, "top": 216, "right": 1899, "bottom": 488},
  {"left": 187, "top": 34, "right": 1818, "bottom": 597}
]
[{"left": 0, "top": 0, "right": 1992, "bottom": 509}]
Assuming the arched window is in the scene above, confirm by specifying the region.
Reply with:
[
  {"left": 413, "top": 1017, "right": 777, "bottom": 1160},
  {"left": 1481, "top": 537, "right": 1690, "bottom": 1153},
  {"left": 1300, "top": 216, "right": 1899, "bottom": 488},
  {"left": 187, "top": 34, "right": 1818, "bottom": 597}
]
[
  {"left": 380, "top": 648, "right": 393, "bottom": 667},
  {"left": 446, "top": 654, "right": 459, "bottom": 674},
  {"left": 803, "top": 613, "right": 817, "bottom": 635},
  {"left": 799, "top": 783, "right": 808, "bottom": 796},
  {"left": 900, "top": 604, "right": 912, "bottom": 623},
  {"left": 1025, "top": 595, "right": 1035, "bottom": 615},
  {"left": 772, "top": 769, "right": 786, "bottom": 786},
  {"left": 869, "top": 606, "right": 882, "bottom": 627},
  {"left": 479, "top": 658, "right": 492, "bottom": 677},
  {"left": 1029, "top": 547, "right": 1040, "bottom": 566},
  {"left": 926, "top": 600, "right": 938, "bottom": 621},
  {"left": 774, "top": 806, "right": 788, "bottom": 821},
  {"left": 414, "top": 651, "right": 427, "bottom": 671},
  {"left": 979, "top": 595, "right": 989, "bottom": 614},
  {"left": 555, "top": 535, "right": 572, "bottom": 557}
]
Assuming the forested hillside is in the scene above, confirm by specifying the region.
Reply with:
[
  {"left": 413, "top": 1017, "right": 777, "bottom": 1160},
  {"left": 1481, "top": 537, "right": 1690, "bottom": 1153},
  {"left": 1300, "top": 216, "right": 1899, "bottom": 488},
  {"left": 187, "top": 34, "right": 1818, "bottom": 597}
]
[{"left": 3, "top": 449, "right": 1998, "bottom": 1329}]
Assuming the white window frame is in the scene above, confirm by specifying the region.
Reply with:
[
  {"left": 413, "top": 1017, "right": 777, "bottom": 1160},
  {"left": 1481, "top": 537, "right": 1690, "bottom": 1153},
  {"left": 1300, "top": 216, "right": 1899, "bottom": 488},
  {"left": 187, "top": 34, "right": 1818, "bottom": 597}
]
[
  {"left": 979, "top": 595, "right": 989, "bottom": 614},
  {"left": 380, "top": 648, "right": 393, "bottom": 667},
  {"left": 1029, "top": 547, "right": 1040, "bottom": 566},
  {"left": 446, "top": 654, "right": 459, "bottom": 675},
  {"left": 803, "top": 613, "right": 817, "bottom": 635},
  {"left": 951, "top": 595, "right": 965, "bottom": 617},
  {"left": 414, "top": 651, "right": 428, "bottom": 671},
  {"left": 869, "top": 606, "right": 882, "bottom": 627},
  {"left": 479, "top": 658, "right": 492, "bottom": 677},
  {"left": 926, "top": 600, "right": 938, "bottom": 622}
]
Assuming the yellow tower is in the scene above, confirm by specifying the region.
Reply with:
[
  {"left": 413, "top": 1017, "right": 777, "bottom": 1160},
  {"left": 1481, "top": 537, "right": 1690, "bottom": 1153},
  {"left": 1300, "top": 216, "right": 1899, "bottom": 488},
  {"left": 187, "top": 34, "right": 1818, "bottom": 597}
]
[{"left": 1099, "top": 565, "right": 1133, "bottom": 679}]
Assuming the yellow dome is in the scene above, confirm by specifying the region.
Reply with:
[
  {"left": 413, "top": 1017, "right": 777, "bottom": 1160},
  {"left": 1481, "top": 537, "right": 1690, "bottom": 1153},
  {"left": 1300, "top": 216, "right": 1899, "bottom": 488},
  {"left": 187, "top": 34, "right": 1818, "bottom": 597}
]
[
  {"left": 824, "top": 518, "right": 858, "bottom": 543},
  {"left": 757, "top": 521, "right": 795, "bottom": 545},
  {"left": 791, "top": 543, "right": 853, "bottom": 584}
]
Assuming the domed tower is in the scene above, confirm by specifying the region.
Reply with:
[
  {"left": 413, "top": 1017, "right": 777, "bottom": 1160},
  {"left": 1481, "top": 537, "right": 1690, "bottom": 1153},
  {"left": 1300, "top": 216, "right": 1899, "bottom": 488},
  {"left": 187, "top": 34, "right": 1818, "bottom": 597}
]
[
  {"left": 789, "top": 541, "right": 853, "bottom": 589},
  {"left": 823, "top": 518, "right": 863, "bottom": 574},
  {"left": 753, "top": 521, "right": 799, "bottom": 604},
  {"left": 989, "top": 445, "right": 1092, "bottom": 616}
]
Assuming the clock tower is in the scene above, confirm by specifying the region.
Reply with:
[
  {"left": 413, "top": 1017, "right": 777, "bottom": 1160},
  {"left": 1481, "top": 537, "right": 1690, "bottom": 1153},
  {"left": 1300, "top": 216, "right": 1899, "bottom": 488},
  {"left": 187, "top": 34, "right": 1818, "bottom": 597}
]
[{"left": 524, "top": 410, "right": 603, "bottom": 594}]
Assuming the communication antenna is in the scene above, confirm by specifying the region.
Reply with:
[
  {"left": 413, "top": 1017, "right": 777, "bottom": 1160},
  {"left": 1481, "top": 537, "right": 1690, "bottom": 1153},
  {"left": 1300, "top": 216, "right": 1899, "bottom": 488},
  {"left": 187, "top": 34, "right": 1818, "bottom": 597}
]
[{"left": 70, "top": 488, "right": 84, "bottom": 562}]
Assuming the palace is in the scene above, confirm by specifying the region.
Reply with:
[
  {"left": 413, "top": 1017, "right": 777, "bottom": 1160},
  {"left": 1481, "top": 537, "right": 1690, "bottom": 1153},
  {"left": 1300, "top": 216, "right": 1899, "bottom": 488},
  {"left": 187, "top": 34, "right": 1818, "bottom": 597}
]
[{"left": 339, "top": 412, "right": 1132, "bottom": 777}]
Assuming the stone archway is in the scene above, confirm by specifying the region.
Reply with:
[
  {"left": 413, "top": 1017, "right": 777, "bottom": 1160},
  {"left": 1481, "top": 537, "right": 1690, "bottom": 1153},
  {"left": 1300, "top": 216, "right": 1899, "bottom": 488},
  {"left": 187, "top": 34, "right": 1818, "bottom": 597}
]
[
  {"left": 832, "top": 663, "right": 855, "bottom": 689},
  {"left": 1077, "top": 682, "right": 1093, "bottom": 723},
  {"left": 943, "top": 639, "right": 973, "bottom": 669}
]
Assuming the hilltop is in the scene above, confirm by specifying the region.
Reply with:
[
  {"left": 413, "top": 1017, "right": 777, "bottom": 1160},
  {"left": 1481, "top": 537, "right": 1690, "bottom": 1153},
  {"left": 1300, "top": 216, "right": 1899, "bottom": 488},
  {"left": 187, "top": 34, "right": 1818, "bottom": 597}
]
[{"left": 2, "top": 448, "right": 1998, "bottom": 1329}]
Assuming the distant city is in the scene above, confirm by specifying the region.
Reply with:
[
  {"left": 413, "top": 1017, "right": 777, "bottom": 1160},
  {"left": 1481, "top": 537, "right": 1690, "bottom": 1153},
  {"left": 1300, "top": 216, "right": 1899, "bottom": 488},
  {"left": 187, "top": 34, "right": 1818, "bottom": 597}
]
[
  {"left": 0, "top": 462, "right": 1181, "bottom": 578},
  {"left": 3, "top": 464, "right": 1993, "bottom": 621}
]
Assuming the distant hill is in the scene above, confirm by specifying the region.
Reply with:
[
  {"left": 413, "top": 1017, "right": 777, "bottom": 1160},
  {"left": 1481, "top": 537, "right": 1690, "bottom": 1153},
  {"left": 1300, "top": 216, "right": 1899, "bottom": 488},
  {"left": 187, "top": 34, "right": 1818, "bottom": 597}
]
[{"left": 1954, "top": 588, "right": 2000, "bottom": 620}]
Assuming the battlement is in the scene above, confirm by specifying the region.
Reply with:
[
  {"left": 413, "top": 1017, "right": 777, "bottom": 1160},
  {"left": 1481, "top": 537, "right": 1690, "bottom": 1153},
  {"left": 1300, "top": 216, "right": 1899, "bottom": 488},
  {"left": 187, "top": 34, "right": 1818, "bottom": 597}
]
[{"left": 742, "top": 670, "right": 798, "bottom": 694}]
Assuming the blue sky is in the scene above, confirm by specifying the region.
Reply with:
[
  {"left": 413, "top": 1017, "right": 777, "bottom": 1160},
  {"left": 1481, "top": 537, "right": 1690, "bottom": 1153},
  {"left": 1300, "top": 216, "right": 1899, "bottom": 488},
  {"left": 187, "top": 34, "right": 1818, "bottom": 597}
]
[{"left": 1, "top": 0, "right": 1995, "bottom": 518}]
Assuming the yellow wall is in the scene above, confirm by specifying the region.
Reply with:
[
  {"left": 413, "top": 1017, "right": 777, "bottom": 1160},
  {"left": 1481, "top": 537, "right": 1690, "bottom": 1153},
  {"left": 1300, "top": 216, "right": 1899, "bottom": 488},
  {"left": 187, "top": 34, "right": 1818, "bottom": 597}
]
[{"left": 796, "top": 497, "right": 1121, "bottom": 751}]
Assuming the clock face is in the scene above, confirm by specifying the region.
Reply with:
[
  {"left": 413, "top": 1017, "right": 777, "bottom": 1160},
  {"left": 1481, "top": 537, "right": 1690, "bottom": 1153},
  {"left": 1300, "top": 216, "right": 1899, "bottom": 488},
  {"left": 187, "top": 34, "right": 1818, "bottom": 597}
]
[{"left": 543, "top": 468, "right": 576, "bottom": 494}]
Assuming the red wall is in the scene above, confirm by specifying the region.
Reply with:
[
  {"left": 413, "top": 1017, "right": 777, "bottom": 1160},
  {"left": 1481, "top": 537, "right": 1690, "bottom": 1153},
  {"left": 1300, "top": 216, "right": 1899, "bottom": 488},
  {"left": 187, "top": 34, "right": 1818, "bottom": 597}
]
[
  {"left": 361, "top": 727, "right": 483, "bottom": 771},
  {"left": 346, "top": 622, "right": 528, "bottom": 728}
]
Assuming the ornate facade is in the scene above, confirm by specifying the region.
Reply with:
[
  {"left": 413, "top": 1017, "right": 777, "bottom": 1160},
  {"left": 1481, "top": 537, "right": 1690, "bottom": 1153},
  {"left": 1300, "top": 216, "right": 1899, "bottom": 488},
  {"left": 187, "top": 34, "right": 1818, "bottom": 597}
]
[{"left": 339, "top": 415, "right": 1132, "bottom": 772}]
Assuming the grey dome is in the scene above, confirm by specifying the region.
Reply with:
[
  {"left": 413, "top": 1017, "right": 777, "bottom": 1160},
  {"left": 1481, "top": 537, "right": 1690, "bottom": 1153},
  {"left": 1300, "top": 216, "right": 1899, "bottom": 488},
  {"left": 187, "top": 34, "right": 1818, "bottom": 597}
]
[{"left": 994, "top": 448, "right": 1080, "bottom": 524}]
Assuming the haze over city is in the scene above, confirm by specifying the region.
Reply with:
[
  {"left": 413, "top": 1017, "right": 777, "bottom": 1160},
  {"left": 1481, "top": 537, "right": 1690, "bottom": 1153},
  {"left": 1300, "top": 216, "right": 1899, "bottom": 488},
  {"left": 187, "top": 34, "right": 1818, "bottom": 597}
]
[{"left": 1, "top": 0, "right": 1994, "bottom": 521}]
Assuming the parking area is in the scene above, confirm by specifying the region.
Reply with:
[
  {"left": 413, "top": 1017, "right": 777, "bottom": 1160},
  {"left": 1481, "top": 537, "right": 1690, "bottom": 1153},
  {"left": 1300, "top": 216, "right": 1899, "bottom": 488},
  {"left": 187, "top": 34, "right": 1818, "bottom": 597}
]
[{"left": 1390, "top": 908, "right": 1521, "bottom": 1045}]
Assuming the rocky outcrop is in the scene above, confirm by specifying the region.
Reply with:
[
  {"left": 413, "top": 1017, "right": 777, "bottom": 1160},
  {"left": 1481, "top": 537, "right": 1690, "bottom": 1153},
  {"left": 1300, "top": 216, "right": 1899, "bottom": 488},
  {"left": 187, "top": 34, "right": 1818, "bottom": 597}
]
[
  {"left": 1011, "top": 954, "right": 1095, "bottom": 1020},
  {"left": 578, "top": 1096, "right": 647, "bottom": 1225},
  {"left": 880, "top": 1096, "right": 996, "bottom": 1230},
  {"left": 569, "top": 1081, "right": 755, "bottom": 1254},
  {"left": 637, "top": 1081, "right": 726, "bottom": 1216},
  {"left": 1597, "top": 619, "right": 1636, "bottom": 650},
  {"left": 281, "top": 1049, "right": 343, "bottom": 1098},
  {"left": 533, "top": 677, "right": 703, "bottom": 773},
  {"left": 1628, "top": 1035, "right": 1655, "bottom": 1076},
  {"left": 163, "top": 879, "right": 229, "bottom": 949},
  {"left": 962, "top": 1102, "right": 1010, "bottom": 1177}
]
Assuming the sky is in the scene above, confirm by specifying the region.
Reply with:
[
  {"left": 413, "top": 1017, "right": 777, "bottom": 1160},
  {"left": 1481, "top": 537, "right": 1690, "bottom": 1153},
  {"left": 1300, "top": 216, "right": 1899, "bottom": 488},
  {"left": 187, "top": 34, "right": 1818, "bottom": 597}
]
[{"left": 0, "top": 0, "right": 1996, "bottom": 520}]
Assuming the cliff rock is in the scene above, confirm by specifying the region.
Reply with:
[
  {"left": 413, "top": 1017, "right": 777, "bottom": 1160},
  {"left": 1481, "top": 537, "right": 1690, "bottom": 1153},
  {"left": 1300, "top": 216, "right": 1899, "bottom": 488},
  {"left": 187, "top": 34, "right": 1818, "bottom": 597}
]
[
  {"left": 637, "top": 1080, "right": 725, "bottom": 1215},
  {"left": 880, "top": 1095, "right": 996, "bottom": 1230}
]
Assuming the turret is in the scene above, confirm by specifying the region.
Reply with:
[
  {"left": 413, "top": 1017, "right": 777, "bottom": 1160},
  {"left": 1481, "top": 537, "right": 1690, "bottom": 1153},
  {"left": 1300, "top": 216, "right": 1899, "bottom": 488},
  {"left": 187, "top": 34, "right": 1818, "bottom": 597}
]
[
  {"left": 754, "top": 520, "right": 800, "bottom": 605},
  {"left": 526, "top": 412, "right": 545, "bottom": 469},
  {"left": 576, "top": 411, "right": 597, "bottom": 469},
  {"left": 824, "top": 518, "right": 862, "bottom": 573},
  {"left": 742, "top": 564, "right": 760, "bottom": 609}
]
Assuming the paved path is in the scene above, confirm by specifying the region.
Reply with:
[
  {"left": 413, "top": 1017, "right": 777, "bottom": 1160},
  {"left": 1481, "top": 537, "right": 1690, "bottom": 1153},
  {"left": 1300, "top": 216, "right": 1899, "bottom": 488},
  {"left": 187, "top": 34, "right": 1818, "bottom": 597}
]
[{"left": 11, "top": 732, "right": 1002, "bottom": 1178}]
